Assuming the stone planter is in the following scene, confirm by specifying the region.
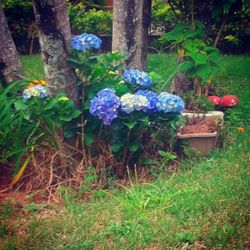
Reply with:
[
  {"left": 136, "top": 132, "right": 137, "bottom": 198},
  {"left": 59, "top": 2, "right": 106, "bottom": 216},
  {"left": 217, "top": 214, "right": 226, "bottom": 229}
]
[
  {"left": 177, "top": 111, "right": 223, "bottom": 156},
  {"left": 177, "top": 131, "right": 218, "bottom": 156},
  {"left": 182, "top": 111, "right": 224, "bottom": 121}
]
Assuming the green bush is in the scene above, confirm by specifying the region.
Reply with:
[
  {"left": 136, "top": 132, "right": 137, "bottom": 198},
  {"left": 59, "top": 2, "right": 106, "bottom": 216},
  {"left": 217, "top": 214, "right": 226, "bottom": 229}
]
[
  {"left": 151, "top": 0, "right": 178, "bottom": 32},
  {"left": 2, "top": 0, "right": 35, "bottom": 53},
  {"left": 0, "top": 80, "right": 80, "bottom": 171},
  {"left": 68, "top": 36, "right": 184, "bottom": 175},
  {"left": 68, "top": 2, "right": 112, "bottom": 35},
  {"left": 161, "top": 22, "right": 222, "bottom": 95}
]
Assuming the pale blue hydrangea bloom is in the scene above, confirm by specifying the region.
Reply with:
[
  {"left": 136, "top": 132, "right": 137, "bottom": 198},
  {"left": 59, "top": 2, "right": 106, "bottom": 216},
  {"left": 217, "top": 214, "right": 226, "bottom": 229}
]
[
  {"left": 23, "top": 85, "right": 49, "bottom": 101},
  {"left": 156, "top": 92, "right": 184, "bottom": 113},
  {"left": 71, "top": 33, "right": 102, "bottom": 51},
  {"left": 122, "top": 69, "right": 152, "bottom": 87},
  {"left": 120, "top": 93, "right": 149, "bottom": 114}
]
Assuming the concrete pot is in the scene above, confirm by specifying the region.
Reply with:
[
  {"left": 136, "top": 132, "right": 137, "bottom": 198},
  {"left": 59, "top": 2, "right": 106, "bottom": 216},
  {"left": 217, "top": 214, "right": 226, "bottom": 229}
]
[
  {"left": 177, "top": 131, "right": 218, "bottom": 156},
  {"left": 182, "top": 111, "right": 224, "bottom": 121},
  {"left": 177, "top": 111, "right": 223, "bottom": 156}
]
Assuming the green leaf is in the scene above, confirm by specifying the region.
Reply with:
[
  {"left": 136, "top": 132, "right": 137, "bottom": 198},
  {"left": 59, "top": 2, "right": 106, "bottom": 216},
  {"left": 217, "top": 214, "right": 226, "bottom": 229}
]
[
  {"left": 23, "top": 111, "right": 31, "bottom": 120},
  {"left": 178, "top": 61, "right": 194, "bottom": 71},
  {"left": 122, "top": 120, "right": 137, "bottom": 129},
  {"left": 158, "top": 150, "right": 169, "bottom": 157},
  {"left": 129, "top": 142, "right": 140, "bottom": 152},
  {"left": 59, "top": 116, "right": 74, "bottom": 122},
  {"left": 111, "top": 142, "right": 124, "bottom": 153},
  {"left": 67, "top": 56, "right": 85, "bottom": 67},
  {"left": 139, "top": 115, "right": 149, "bottom": 124},
  {"left": 44, "top": 99, "right": 57, "bottom": 110},
  {"left": 184, "top": 39, "right": 204, "bottom": 52},
  {"left": 114, "top": 84, "right": 130, "bottom": 96},
  {"left": 207, "top": 51, "right": 221, "bottom": 65},
  {"left": 71, "top": 109, "right": 81, "bottom": 119},
  {"left": 63, "top": 128, "right": 76, "bottom": 139},
  {"left": 14, "top": 100, "right": 27, "bottom": 110},
  {"left": 158, "top": 150, "right": 176, "bottom": 160},
  {"left": 188, "top": 52, "right": 207, "bottom": 65},
  {"left": 85, "top": 133, "right": 95, "bottom": 145},
  {"left": 196, "top": 64, "right": 212, "bottom": 82},
  {"left": 91, "top": 65, "right": 106, "bottom": 79}
]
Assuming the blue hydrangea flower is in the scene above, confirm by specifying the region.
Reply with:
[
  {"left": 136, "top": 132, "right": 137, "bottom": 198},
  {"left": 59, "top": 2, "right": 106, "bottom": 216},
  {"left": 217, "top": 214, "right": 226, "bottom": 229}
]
[
  {"left": 122, "top": 69, "right": 152, "bottom": 88},
  {"left": 23, "top": 85, "right": 49, "bottom": 101},
  {"left": 156, "top": 92, "right": 184, "bottom": 113},
  {"left": 90, "top": 88, "right": 121, "bottom": 125},
  {"left": 136, "top": 90, "right": 158, "bottom": 113},
  {"left": 71, "top": 33, "right": 102, "bottom": 51},
  {"left": 120, "top": 93, "right": 149, "bottom": 114}
]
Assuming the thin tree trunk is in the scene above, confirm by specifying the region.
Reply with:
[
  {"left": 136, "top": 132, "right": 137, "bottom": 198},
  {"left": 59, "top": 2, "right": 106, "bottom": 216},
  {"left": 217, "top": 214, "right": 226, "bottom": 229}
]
[
  {"left": 191, "top": 0, "right": 195, "bottom": 30},
  {"left": 214, "top": 20, "right": 226, "bottom": 48},
  {"left": 170, "top": 56, "right": 193, "bottom": 95},
  {"left": 112, "top": 0, "right": 151, "bottom": 71},
  {"left": 32, "top": 0, "right": 79, "bottom": 107},
  {"left": 0, "top": 6, "right": 23, "bottom": 86}
]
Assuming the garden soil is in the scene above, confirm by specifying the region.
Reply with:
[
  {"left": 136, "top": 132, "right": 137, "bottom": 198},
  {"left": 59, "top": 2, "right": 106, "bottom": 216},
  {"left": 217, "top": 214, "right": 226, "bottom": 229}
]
[{"left": 180, "top": 117, "right": 218, "bottom": 134}]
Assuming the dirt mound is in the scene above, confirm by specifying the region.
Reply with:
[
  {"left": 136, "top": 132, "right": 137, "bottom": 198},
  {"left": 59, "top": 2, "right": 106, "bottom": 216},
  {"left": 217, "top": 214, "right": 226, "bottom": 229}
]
[{"left": 180, "top": 117, "right": 218, "bottom": 134}]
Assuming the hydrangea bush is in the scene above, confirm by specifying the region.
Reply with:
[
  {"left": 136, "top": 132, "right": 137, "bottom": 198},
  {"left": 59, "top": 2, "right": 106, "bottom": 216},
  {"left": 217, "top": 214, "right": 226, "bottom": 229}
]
[{"left": 68, "top": 33, "right": 185, "bottom": 171}]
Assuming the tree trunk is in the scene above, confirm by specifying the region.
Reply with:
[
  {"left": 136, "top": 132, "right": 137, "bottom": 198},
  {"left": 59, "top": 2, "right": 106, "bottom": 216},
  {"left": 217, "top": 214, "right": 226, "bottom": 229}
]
[
  {"left": 112, "top": 0, "right": 151, "bottom": 71},
  {"left": 32, "top": 0, "right": 79, "bottom": 107},
  {"left": 32, "top": 0, "right": 81, "bottom": 171},
  {"left": 170, "top": 57, "right": 193, "bottom": 95},
  {"left": 0, "top": 6, "right": 23, "bottom": 87}
]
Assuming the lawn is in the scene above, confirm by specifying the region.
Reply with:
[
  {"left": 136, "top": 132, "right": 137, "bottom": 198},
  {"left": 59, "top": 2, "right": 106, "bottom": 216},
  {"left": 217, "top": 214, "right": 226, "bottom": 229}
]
[{"left": 1, "top": 54, "right": 250, "bottom": 249}]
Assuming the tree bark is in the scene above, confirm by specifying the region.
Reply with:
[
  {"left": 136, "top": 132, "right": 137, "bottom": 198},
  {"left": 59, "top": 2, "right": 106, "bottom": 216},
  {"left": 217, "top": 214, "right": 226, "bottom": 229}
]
[
  {"left": 32, "top": 0, "right": 79, "bottom": 107},
  {"left": 170, "top": 56, "right": 193, "bottom": 95},
  {"left": 32, "top": 0, "right": 81, "bottom": 171},
  {"left": 0, "top": 6, "right": 23, "bottom": 86},
  {"left": 112, "top": 0, "right": 151, "bottom": 71}
]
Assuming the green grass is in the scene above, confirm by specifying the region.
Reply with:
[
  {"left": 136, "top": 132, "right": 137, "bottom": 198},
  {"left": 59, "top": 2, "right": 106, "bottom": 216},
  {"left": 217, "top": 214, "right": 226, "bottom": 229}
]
[
  {"left": 20, "top": 54, "right": 44, "bottom": 80},
  {"left": 147, "top": 53, "right": 178, "bottom": 80},
  {"left": 1, "top": 54, "right": 250, "bottom": 249}
]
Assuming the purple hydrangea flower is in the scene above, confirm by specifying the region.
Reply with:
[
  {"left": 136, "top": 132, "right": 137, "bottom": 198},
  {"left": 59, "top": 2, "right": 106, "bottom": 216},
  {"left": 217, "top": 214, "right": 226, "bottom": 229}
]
[
  {"left": 156, "top": 92, "right": 184, "bottom": 113},
  {"left": 90, "top": 88, "right": 121, "bottom": 125},
  {"left": 136, "top": 90, "right": 158, "bottom": 113},
  {"left": 71, "top": 33, "right": 102, "bottom": 51},
  {"left": 122, "top": 69, "right": 152, "bottom": 88},
  {"left": 23, "top": 85, "right": 49, "bottom": 101}
]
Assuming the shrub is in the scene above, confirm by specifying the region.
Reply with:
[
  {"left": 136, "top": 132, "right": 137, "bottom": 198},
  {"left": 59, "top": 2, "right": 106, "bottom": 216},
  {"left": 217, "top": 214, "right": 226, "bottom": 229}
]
[
  {"left": 68, "top": 33, "right": 185, "bottom": 175},
  {"left": 161, "top": 22, "right": 222, "bottom": 96},
  {"left": 2, "top": 0, "right": 35, "bottom": 53},
  {"left": 68, "top": 2, "right": 112, "bottom": 35},
  {"left": 0, "top": 80, "right": 80, "bottom": 171}
]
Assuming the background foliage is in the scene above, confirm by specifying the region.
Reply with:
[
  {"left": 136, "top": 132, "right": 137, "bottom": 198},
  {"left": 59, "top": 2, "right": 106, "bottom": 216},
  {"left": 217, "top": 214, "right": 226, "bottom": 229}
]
[
  {"left": 2, "top": 0, "right": 250, "bottom": 54},
  {"left": 68, "top": 2, "right": 112, "bottom": 35}
]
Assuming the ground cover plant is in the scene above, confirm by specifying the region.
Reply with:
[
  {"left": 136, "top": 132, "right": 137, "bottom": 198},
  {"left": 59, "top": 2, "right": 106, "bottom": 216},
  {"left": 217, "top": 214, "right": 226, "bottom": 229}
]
[{"left": 0, "top": 53, "right": 249, "bottom": 249}]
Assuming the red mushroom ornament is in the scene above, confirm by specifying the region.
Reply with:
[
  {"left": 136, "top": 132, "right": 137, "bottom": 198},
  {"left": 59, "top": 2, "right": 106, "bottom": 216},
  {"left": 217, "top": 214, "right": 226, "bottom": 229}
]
[
  {"left": 209, "top": 96, "right": 221, "bottom": 105},
  {"left": 220, "top": 95, "right": 238, "bottom": 107}
]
